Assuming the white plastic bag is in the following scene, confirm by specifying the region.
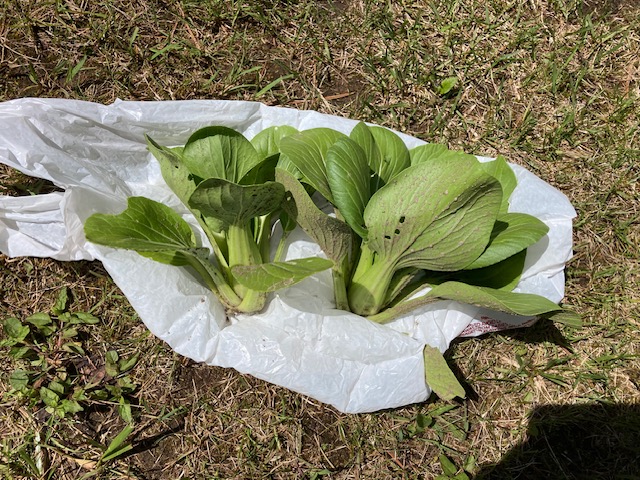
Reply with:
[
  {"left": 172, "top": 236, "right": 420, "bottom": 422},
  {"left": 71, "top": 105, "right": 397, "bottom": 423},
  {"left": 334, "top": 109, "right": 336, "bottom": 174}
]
[{"left": 0, "top": 98, "right": 576, "bottom": 413}]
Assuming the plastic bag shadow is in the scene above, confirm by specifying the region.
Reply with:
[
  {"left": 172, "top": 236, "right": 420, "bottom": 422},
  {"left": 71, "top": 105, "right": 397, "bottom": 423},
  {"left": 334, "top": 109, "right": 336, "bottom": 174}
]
[{"left": 475, "top": 402, "right": 640, "bottom": 479}]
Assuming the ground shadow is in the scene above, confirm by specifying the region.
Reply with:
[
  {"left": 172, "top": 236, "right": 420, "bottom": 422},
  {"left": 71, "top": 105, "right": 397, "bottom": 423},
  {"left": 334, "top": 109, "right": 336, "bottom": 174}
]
[
  {"left": 474, "top": 403, "right": 640, "bottom": 479},
  {"left": 497, "top": 318, "right": 574, "bottom": 350}
]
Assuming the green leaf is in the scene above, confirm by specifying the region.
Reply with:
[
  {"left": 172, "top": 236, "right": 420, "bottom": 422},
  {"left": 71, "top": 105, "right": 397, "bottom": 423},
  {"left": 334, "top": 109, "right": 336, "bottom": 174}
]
[
  {"left": 232, "top": 257, "right": 334, "bottom": 292},
  {"left": 117, "top": 375, "right": 137, "bottom": 393},
  {"left": 119, "top": 355, "right": 138, "bottom": 373},
  {"left": 118, "top": 397, "right": 133, "bottom": 423},
  {"left": 464, "top": 213, "right": 548, "bottom": 269},
  {"left": 72, "top": 387, "right": 88, "bottom": 401},
  {"left": 438, "top": 76, "right": 458, "bottom": 95},
  {"left": 181, "top": 126, "right": 261, "bottom": 183},
  {"left": 255, "top": 73, "right": 294, "bottom": 98},
  {"left": 25, "top": 313, "right": 53, "bottom": 330},
  {"left": 48, "top": 380, "right": 66, "bottom": 395},
  {"left": 279, "top": 209, "right": 297, "bottom": 235},
  {"left": 61, "top": 399, "right": 84, "bottom": 414},
  {"left": 61, "top": 342, "right": 85, "bottom": 355},
  {"left": 52, "top": 287, "right": 70, "bottom": 315},
  {"left": 146, "top": 136, "right": 198, "bottom": 207},
  {"left": 410, "top": 143, "right": 477, "bottom": 166},
  {"left": 326, "top": 137, "right": 371, "bottom": 238},
  {"left": 40, "top": 387, "right": 60, "bottom": 407},
  {"left": 424, "top": 346, "right": 465, "bottom": 400},
  {"left": 463, "top": 455, "right": 477, "bottom": 475},
  {"left": 137, "top": 250, "right": 192, "bottom": 266},
  {"left": 428, "top": 281, "right": 564, "bottom": 317},
  {"left": 368, "top": 126, "right": 411, "bottom": 184},
  {"left": 17, "top": 445, "right": 40, "bottom": 477},
  {"left": 368, "top": 266, "right": 566, "bottom": 325},
  {"left": 439, "top": 453, "right": 459, "bottom": 476},
  {"left": 276, "top": 168, "right": 354, "bottom": 265},
  {"left": 100, "top": 424, "right": 134, "bottom": 464},
  {"left": 243, "top": 125, "right": 301, "bottom": 185},
  {"left": 279, "top": 128, "right": 347, "bottom": 202},
  {"left": 414, "top": 413, "right": 433, "bottom": 433},
  {"left": 85, "top": 196, "right": 197, "bottom": 254},
  {"left": 9, "top": 370, "right": 30, "bottom": 390},
  {"left": 349, "top": 122, "right": 381, "bottom": 176},
  {"left": 364, "top": 156, "right": 502, "bottom": 271},
  {"left": 410, "top": 143, "right": 447, "bottom": 164},
  {"left": 544, "top": 310, "right": 582, "bottom": 328},
  {"left": 383, "top": 267, "right": 426, "bottom": 306},
  {"left": 0, "top": 338, "right": 15, "bottom": 348},
  {"left": 90, "top": 389, "right": 109, "bottom": 401},
  {"left": 239, "top": 154, "right": 280, "bottom": 185},
  {"left": 275, "top": 152, "right": 304, "bottom": 181},
  {"left": 480, "top": 156, "right": 517, "bottom": 213},
  {"left": 188, "top": 178, "right": 285, "bottom": 229},
  {"left": 105, "top": 350, "right": 119, "bottom": 377},
  {"left": 69, "top": 312, "right": 100, "bottom": 325},
  {"left": 3, "top": 317, "right": 29, "bottom": 342},
  {"left": 61, "top": 327, "right": 78, "bottom": 339},
  {"left": 105, "top": 385, "right": 120, "bottom": 398},
  {"left": 9, "top": 346, "right": 33, "bottom": 360},
  {"left": 250, "top": 125, "right": 298, "bottom": 160},
  {"left": 452, "top": 250, "right": 526, "bottom": 291}
]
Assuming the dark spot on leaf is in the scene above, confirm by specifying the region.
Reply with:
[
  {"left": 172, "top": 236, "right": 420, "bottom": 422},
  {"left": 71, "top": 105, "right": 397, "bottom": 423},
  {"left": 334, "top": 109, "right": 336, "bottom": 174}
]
[
  {"left": 394, "top": 229, "right": 400, "bottom": 235},
  {"left": 399, "top": 216, "right": 406, "bottom": 223},
  {"left": 384, "top": 235, "right": 391, "bottom": 240}
]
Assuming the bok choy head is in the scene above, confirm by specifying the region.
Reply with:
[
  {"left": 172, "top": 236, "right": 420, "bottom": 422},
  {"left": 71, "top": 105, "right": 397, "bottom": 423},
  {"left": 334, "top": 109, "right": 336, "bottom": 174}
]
[
  {"left": 84, "top": 125, "right": 332, "bottom": 314},
  {"left": 275, "top": 122, "right": 577, "bottom": 325}
]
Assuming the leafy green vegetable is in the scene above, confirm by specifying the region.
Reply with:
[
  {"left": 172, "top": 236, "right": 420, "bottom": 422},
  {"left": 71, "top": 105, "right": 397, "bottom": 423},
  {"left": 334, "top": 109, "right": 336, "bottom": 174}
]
[
  {"left": 188, "top": 178, "right": 285, "bottom": 228},
  {"left": 85, "top": 196, "right": 197, "bottom": 254},
  {"left": 231, "top": 257, "right": 334, "bottom": 293},
  {"left": 85, "top": 125, "right": 332, "bottom": 314},
  {"left": 181, "top": 126, "right": 261, "bottom": 182},
  {"left": 276, "top": 121, "right": 578, "bottom": 401},
  {"left": 276, "top": 121, "right": 578, "bottom": 325},
  {"left": 480, "top": 155, "right": 517, "bottom": 213},
  {"left": 326, "top": 138, "right": 371, "bottom": 239},
  {"left": 363, "top": 157, "right": 502, "bottom": 272},
  {"left": 250, "top": 125, "right": 299, "bottom": 160},
  {"left": 276, "top": 167, "right": 355, "bottom": 310},
  {"left": 365, "top": 125, "right": 411, "bottom": 185},
  {"left": 279, "top": 128, "right": 347, "bottom": 202},
  {"left": 276, "top": 168, "right": 354, "bottom": 266},
  {"left": 423, "top": 346, "right": 466, "bottom": 400},
  {"left": 464, "top": 213, "right": 548, "bottom": 269},
  {"left": 83, "top": 121, "right": 578, "bottom": 402}
]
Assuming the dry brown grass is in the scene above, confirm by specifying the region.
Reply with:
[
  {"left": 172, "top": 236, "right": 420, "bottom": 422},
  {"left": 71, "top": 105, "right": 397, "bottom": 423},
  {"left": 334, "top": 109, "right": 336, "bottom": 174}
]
[{"left": 1, "top": 0, "right": 640, "bottom": 478}]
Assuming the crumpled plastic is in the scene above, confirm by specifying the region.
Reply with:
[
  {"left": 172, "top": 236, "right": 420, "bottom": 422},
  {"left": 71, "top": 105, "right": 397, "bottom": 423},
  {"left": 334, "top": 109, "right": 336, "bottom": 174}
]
[{"left": 0, "top": 98, "right": 576, "bottom": 413}]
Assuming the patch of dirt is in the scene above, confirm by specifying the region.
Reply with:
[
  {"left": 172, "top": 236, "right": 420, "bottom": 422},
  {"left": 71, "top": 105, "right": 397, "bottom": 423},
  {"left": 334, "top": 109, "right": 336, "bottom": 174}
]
[
  {"left": 128, "top": 418, "right": 187, "bottom": 480},
  {"left": 580, "top": 0, "right": 628, "bottom": 17},
  {"left": 171, "top": 360, "right": 232, "bottom": 400},
  {"left": 301, "top": 410, "right": 352, "bottom": 470}
]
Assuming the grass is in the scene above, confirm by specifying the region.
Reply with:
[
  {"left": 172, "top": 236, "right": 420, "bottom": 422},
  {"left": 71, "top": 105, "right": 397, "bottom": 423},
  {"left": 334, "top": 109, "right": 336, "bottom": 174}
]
[{"left": 1, "top": 0, "right": 639, "bottom": 478}]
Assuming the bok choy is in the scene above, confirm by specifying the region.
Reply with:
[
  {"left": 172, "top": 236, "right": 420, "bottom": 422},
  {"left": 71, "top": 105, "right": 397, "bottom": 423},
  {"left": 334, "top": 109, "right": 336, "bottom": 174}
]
[
  {"left": 84, "top": 126, "right": 332, "bottom": 314},
  {"left": 233, "top": 122, "right": 579, "bottom": 326}
]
